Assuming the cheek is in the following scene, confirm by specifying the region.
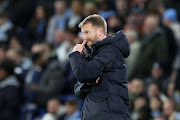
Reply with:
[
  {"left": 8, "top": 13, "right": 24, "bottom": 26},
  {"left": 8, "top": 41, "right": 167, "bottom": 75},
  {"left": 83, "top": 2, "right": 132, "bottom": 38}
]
[
  {"left": 85, "top": 35, "right": 92, "bottom": 41},
  {"left": 84, "top": 34, "right": 90, "bottom": 40}
]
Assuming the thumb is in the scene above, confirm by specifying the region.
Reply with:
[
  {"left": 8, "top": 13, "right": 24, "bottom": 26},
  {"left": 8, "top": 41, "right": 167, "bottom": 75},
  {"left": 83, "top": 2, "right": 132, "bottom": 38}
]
[{"left": 82, "top": 40, "right": 87, "bottom": 47}]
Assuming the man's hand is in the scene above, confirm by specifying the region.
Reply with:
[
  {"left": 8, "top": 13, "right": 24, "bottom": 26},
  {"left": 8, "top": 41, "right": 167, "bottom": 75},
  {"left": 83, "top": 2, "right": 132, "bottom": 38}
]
[
  {"left": 87, "top": 77, "right": 101, "bottom": 86},
  {"left": 73, "top": 40, "right": 87, "bottom": 54},
  {"left": 95, "top": 72, "right": 102, "bottom": 83}
]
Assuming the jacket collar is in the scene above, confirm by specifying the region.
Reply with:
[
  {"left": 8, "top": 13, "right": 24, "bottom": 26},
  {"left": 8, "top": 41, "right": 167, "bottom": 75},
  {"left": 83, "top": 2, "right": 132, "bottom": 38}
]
[
  {"left": 84, "top": 36, "right": 112, "bottom": 58},
  {"left": 0, "top": 75, "right": 19, "bottom": 88}
]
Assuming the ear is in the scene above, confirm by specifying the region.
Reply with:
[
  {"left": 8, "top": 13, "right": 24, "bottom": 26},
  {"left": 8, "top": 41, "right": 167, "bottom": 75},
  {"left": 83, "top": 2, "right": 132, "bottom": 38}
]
[{"left": 97, "top": 27, "right": 103, "bottom": 37}]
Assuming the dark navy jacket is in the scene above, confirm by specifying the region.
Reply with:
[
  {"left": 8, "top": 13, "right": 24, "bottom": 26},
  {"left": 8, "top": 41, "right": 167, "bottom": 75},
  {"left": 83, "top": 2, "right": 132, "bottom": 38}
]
[{"left": 69, "top": 30, "right": 131, "bottom": 120}]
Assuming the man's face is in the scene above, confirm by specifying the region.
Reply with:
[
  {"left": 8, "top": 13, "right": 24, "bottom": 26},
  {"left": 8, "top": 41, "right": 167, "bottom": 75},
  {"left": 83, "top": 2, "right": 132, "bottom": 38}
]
[
  {"left": 54, "top": 1, "right": 66, "bottom": 14},
  {"left": 81, "top": 23, "right": 100, "bottom": 49},
  {"left": 47, "top": 100, "right": 59, "bottom": 114},
  {"left": 148, "top": 84, "right": 159, "bottom": 97},
  {"left": 163, "top": 100, "right": 174, "bottom": 116}
]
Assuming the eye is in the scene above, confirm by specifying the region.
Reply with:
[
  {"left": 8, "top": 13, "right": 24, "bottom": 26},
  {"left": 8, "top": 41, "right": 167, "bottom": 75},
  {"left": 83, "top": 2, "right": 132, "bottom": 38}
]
[{"left": 85, "top": 31, "right": 90, "bottom": 34}]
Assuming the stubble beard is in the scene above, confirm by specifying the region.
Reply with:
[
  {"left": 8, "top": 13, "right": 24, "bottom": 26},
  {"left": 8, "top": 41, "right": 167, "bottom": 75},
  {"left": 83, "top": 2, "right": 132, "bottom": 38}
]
[{"left": 87, "top": 34, "right": 99, "bottom": 49}]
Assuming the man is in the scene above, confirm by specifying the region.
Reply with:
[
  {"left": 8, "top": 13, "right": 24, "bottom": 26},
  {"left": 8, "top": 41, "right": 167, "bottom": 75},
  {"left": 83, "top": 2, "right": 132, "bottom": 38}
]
[
  {"left": 131, "top": 14, "right": 168, "bottom": 79},
  {"left": 58, "top": 99, "right": 81, "bottom": 120},
  {"left": 45, "top": 0, "right": 70, "bottom": 44},
  {"left": 69, "top": 14, "right": 131, "bottom": 120},
  {"left": 0, "top": 59, "right": 20, "bottom": 120}
]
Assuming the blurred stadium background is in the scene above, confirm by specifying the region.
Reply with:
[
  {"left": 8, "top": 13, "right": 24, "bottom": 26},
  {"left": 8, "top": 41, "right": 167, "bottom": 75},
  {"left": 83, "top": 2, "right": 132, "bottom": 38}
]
[{"left": 0, "top": 0, "right": 180, "bottom": 120}]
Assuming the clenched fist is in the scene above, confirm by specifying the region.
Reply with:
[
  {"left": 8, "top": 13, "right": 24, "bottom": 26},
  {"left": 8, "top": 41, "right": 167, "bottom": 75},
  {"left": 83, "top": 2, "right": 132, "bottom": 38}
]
[{"left": 73, "top": 40, "right": 87, "bottom": 54}]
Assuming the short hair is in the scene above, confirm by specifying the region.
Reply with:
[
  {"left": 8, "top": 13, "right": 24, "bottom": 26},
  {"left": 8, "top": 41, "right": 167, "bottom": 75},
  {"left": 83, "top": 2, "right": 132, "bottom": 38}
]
[
  {"left": 78, "top": 14, "right": 107, "bottom": 35},
  {"left": 0, "top": 11, "right": 8, "bottom": 18},
  {"left": 54, "top": 0, "right": 66, "bottom": 6},
  {"left": 65, "top": 99, "right": 78, "bottom": 106},
  {"left": 55, "top": 0, "right": 65, "bottom": 3},
  {"left": 0, "top": 44, "right": 8, "bottom": 51},
  {"left": 48, "top": 97, "right": 61, "bottom": 105},
  {"left": 0, "top": 59, "right": 15, "bottom": 75}
]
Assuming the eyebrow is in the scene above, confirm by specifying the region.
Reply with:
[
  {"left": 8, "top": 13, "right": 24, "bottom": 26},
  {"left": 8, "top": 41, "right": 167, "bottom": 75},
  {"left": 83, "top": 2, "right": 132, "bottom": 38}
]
[{"left": 82, "top": 29, "right": 89, "bottom": 33}]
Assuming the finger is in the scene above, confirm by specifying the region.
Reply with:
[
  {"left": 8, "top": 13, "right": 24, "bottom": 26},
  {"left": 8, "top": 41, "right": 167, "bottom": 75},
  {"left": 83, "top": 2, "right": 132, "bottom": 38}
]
[
  {"left": 82, "top": 40, "right": 87, "bottom": 46},
  {"left": 81, "top": 47, "right": 85, "bottom": 54},
  {"left": 96, "top": 77, "right": 100, "bottom": 83}
]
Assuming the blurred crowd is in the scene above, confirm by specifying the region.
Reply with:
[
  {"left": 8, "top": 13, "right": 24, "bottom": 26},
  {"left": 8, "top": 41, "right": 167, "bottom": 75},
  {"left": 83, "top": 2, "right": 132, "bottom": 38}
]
[{"left": 0, "top": 0, "right": 180, "bottom": 120}]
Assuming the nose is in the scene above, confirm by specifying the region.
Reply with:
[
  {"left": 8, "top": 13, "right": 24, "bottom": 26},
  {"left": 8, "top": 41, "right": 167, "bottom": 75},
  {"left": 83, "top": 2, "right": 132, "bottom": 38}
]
[{"left": 83, "top": 36, "right": 87, "bottom": 41}]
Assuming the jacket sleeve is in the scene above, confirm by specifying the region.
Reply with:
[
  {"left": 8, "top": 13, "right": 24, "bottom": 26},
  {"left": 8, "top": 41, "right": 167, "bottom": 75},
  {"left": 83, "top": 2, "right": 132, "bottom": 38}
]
[
  {"left": 74, "top": 82, "right": 91, "bottom": 99},
  {"left": 69, "top": 48, "right": 114, "bottom": 83}
]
